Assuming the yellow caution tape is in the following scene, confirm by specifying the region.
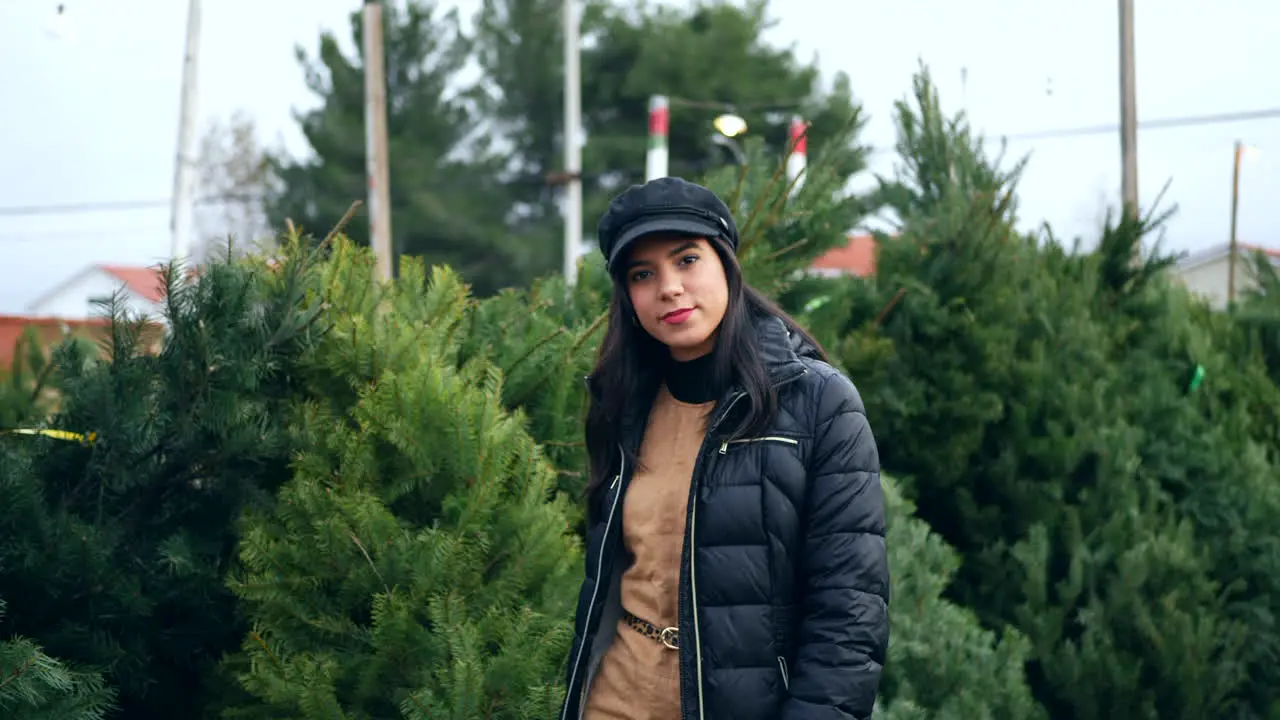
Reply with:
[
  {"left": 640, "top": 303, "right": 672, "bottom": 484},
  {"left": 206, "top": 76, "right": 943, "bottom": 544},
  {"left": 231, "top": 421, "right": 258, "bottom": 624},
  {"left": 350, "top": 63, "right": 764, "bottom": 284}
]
[{"left": 0, "top": 428, "right": 97, "bottom": 445}]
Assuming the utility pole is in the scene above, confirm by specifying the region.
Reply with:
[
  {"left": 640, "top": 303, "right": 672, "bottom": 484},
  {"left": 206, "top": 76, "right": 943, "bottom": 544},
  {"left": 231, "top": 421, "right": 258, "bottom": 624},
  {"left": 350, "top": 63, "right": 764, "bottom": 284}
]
[
  {"left": 1227, "top": 140, "right": 1243, "bottom": 304},
  {"left": 363, "top": 0, "right": 393, "bottom": 282},
  {"left": 1118, "top": 0, "right": 1138, "bottom": 221},
  {"left": 562, "top": 0, "right": 583, "bottom": 286},
  {"left": 170, "top": 0, "right": 201, "bottom": 265}
]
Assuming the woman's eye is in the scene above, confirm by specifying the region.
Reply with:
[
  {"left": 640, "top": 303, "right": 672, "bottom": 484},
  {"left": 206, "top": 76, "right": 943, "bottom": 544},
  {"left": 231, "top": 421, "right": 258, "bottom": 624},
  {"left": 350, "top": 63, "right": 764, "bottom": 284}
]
[
  {"left": 630, "top": 270, "right": 651, "bottom": 282},
  {"left": 679, "top": 254, "right": 699, "bottom": 266}
]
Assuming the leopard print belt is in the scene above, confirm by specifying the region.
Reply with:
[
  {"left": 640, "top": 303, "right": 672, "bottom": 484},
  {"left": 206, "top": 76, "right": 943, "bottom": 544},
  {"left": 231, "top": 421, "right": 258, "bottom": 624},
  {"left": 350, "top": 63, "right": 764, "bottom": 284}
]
[{"left": 623, "top": 610, "right": 679, "bottom": 650}]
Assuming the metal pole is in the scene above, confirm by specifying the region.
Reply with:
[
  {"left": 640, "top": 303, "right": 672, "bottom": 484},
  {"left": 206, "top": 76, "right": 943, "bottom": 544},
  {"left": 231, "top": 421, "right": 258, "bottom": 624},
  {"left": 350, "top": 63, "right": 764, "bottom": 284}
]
[
  {"left": 563, "top": 0, "right": 583, "bottom": 286},
  {"left": 1118, "top": 0, "right": 1139, "bottom": 221},
  {"left": 786, "top": 115, "right": 808, "bottom": 196},
  {"left": 1227, "top": 140, "right": 1242, "bottom": 304},
  {"left": 170, "top": 0, "right": 201, "bottom": 265},
  {"left": 364, "top": 0, "right": 393, "bottom": 282},
  {"left": 646, "top": 95, "right": 669, "bottom": 181}
]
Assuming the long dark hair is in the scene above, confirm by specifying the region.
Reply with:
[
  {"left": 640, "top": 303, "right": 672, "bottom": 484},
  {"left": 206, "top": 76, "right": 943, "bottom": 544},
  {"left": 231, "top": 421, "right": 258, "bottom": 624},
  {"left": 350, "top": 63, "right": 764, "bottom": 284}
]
[{"left": 583, "top": 235, "right": 826, "bottom": 516}]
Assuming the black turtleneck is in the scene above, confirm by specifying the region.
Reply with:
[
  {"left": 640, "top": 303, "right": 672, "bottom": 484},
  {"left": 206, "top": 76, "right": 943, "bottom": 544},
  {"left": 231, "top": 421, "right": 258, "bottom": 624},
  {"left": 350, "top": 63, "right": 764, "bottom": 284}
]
[{"left": 665, "top": 352, "right": 721, "bottom": 404}]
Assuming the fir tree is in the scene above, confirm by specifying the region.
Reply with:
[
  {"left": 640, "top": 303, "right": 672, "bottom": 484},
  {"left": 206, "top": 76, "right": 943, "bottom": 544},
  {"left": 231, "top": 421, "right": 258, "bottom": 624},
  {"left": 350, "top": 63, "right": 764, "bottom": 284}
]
[
  {"left": 225, "top": 243, "right": 581, "bottom": 719},
  {"left": 802, "top": 66, "right": 1276, "bottom": 717},
  {"left": 0, "top": 326, "right": 97, "bottom": 430},
  {"left": 456, "top": 264, "right": 610, "bottom": 505},
  {"left": 0, "top": 328, "right": 47, "bottom": 429},
  {"left": 0, "top": 598, "right": 116, "bottom": 720},
  {"left": 872, "top": 478, "right": 1043, "bottom": 720},
  {"left": 0, "top": 251, "right": 325, "bottom": 719}
]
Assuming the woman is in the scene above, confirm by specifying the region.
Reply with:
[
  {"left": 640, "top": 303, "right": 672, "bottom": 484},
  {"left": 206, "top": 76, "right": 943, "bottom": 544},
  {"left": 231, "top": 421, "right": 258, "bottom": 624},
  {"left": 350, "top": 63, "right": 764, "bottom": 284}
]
[{"left": 562, "top": 177, "right": 889, "bottom": 720}]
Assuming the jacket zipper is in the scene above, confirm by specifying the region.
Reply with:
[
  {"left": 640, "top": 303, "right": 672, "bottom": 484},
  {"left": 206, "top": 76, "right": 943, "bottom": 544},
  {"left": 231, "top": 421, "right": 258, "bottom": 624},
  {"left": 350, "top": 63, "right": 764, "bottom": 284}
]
[
  {"left": 717, "top": 435, "right": 799, "bottom": 454},
  {"left": 777, "top": 655, "right": 790, "bottom": 690},
  {"left": 680, "top": 392, "right": 742, "bottom": 717},
  {"left": 683, "top": 391, "right": 747, "bottom": 719},
  {"left": 565, "top": 447, "right": 627, "bottom": 720},
  {"left": 685, "top": 368, "right": 808, "bottom": 717}
]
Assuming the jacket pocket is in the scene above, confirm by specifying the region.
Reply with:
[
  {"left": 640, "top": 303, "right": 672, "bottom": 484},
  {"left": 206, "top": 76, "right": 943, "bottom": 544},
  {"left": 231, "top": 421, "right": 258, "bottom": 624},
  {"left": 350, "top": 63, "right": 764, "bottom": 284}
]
[{"left": 718, "top": 436, "right": 800, "bottom": 454}]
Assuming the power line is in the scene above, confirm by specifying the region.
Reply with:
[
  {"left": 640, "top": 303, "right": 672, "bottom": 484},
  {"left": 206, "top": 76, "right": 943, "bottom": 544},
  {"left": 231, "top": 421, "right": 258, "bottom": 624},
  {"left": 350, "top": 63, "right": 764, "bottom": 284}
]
[
  {"left": 0, "top": 193, "right": 261, "bottom": 218},
  {"left": 1001, "top": 106, "right": 1280, "bottom": 142},
  {"left": 2, "top": 104, "right": 1277, "bottom": 221}
]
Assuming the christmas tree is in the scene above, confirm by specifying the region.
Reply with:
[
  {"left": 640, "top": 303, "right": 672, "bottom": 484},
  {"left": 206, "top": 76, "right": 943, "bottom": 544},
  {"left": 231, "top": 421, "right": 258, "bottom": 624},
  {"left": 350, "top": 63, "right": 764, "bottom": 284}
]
[
  {"left": 0, "top": 597, "right": 115, "bottom": 720},
  {"left": 0, "top": 253, "right": 325, "bottom": 719},
  {"left": 801, "top": 66, "right": 1278, "bottom": 717},
  {"left": 224, "top": 242, "right": 581, "bottom": 719},
  {"left": 0, "top": 326, "right": 98, "bottom": 430},
  {"left": 872, "top": 478, "right": 1043, "bottom": 720}
]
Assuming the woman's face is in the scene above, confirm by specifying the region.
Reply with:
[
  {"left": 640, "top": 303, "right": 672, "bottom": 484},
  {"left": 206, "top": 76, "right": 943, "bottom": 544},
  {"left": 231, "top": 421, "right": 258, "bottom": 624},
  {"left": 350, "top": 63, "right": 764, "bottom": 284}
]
[{"left": 623, "top": 234, "right": 730, "bottom": 362}]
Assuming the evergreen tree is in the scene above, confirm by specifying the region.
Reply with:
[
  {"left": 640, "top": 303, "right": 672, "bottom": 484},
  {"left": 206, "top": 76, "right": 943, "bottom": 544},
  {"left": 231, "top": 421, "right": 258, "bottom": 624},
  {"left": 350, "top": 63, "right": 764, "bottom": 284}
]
[
  {"left": 275, "top": 0, "right": 868, "bottom": 294},
  {"left": 0, "top": 598, "right": 115, "bottom": 720},
  {"left": 801, "top": 67, "right": 1276, "bottom": 717},
  {"left": 456, "top": 267, "right": 608, "bottom": 508},
  {"left": 0, "top": 255, "right": 324, "bottom": 719},
  {"left": 269, "top": 1, "right": 517, "bottom": 294},
  {"left": 225, "top": 243, "right": 581, "bottom": 719},
  {"left": 1235, "top": 249, "right": 1280, "bottom": 386},
  {"left": 0, "top": 326, "right": 98, "bottom": 429},
  {"left": 0, "top": 328, "right": 50, "bottom": 430},
  {"left": 1086, "top": 221, "right": 1280, "bottom": 715},
  {"left": 872, "top": 478, "right": 1043, "bottom": 720}
]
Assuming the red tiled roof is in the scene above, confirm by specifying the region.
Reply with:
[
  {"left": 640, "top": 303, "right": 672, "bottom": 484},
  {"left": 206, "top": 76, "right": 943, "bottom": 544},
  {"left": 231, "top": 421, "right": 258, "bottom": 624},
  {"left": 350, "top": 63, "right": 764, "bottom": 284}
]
[
  {"left": 1241, "top": 243, "right": 1280, "bottom": 258},
  {"left": 0, "top": 314, "right": 111, "bottom": 367},
  {"left": 811, "top": 233, "right": 876, "bottom": 276},
  {"left": 98, "top": 264, "right": 167, "bottom": 303}
]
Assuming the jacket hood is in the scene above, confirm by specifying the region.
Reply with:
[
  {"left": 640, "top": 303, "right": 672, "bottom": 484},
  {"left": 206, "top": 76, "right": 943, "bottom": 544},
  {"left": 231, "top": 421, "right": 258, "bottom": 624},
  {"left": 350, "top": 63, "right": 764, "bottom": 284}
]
[{"left": 754, "top": 313, "right": 818, "bottom": 382}]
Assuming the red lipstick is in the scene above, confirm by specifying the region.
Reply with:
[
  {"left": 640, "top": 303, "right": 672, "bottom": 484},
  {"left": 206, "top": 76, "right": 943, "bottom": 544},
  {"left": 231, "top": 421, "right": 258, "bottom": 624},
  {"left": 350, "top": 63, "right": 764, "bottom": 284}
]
[{"left": 661, "top": 308, "right": 694, "bottom": 324}]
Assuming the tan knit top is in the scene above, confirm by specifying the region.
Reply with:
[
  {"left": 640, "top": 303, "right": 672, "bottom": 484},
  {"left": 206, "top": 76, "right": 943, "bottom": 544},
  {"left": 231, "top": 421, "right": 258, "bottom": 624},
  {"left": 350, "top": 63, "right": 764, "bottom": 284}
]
[{"left": 583, "top": 385, "right": 713, "bottom": 720}]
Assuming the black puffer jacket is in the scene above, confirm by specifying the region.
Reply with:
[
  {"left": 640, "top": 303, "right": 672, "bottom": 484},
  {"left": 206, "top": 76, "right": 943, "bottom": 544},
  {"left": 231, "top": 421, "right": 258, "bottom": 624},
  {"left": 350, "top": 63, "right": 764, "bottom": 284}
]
[{"left": 562, "top": 315, "right": 890, "bottom": 720}]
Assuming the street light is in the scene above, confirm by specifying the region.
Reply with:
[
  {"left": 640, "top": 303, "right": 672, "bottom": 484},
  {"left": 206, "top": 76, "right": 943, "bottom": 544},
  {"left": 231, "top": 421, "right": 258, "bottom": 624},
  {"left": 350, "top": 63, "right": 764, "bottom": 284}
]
[
  {"left": 710, "top": 112, "right": 748, "bottom": 166},
  {"left": 712, "top": 112, "right": 748, "bottom": 138}
]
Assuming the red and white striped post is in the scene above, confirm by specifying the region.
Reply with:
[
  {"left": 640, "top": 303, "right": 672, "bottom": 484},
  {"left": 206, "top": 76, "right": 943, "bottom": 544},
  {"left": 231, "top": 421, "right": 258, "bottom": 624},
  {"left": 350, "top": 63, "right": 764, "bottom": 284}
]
[
  {"left": 786, "top": 115, "right": 808, "bottom": 196},
  {"left": 646, "top": 95, "right": 670, "bottom": 181}
]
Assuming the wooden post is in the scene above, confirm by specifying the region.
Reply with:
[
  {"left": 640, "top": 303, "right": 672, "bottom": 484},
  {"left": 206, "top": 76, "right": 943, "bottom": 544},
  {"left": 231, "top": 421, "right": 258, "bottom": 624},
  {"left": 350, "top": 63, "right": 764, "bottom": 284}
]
[
  {"left": 363, "top": 0, "right": 393, "bottom": 282},
  {"left": 1118, "top": 0, "right": 1139, "bottom": 222},
  {"left": 1227, "top": 140, "right": 1242, "bottom": 304}
]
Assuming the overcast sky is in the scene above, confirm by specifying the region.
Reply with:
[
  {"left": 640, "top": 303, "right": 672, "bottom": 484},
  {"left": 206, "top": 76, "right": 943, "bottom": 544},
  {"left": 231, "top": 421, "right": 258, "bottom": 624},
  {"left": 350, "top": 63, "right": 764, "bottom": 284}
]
[{"left": 1, "top": 0, "right": 1276, "bottom": 313}]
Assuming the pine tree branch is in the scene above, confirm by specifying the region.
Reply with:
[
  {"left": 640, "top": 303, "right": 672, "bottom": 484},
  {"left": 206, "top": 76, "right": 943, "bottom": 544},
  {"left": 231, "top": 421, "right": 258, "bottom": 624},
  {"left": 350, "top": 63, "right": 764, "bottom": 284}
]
[
  {"left": 503, "top": 326, "right": 566, "bottom": 379},
  {"left": 0, "top": 655, "right": 34, "bottom": 693},
  {"left": 570, "top": 312, "right": 607, "bottom": 354},
  {"left": 762, "top": 237, "right": 811, "bottom": 262},
  {"left": 321, "top": 200, "right": 364, "bottom": 251},
  {"left": 347, "top": 529, "right": 390, "bottom": 597},
  {"left": 249, "top": 631, "right": 281, "bottom": 669},
  {"left": 736, "top": 156, "right": 793, "bottom": 255},
  {"left": 874, "top": 288, "right": 908, "bottom": 327},
  {"left": 20, "top": 350, "right": 58, "bottom": 423}
]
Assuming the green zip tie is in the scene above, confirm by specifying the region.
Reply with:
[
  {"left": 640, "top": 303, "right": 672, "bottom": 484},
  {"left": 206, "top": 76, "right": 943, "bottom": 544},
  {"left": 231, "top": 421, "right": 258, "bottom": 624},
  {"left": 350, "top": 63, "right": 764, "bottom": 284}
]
[{"left": 1187, "top": 364, "right": 1205, "bottom": 393}]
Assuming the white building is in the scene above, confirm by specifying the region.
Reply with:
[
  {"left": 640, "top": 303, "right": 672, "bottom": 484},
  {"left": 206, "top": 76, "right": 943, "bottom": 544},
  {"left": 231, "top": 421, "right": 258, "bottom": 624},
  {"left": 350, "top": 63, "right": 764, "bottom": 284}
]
[
  {"left": 1174, "top": 242, "right": 1280, "bottom": 309},
  {"left": 25, "top": 264, "right": 170, "bottom": 321}
]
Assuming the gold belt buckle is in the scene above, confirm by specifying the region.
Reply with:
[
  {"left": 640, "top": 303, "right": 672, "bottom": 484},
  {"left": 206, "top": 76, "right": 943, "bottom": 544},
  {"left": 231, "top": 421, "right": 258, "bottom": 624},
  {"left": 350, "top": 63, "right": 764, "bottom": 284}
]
[{"left": 659, "top": 626, "right": 679, "bottom": 650}]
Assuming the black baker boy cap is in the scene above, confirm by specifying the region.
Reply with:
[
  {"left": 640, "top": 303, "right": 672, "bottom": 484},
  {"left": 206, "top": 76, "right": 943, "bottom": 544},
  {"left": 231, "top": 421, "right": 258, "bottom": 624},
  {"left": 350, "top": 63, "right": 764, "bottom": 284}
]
[{"left": 596, "top": 176, "right": 739, "bottom": 273}]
